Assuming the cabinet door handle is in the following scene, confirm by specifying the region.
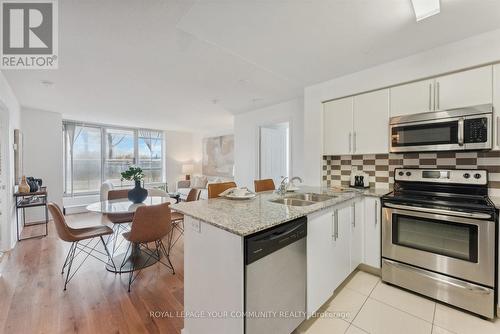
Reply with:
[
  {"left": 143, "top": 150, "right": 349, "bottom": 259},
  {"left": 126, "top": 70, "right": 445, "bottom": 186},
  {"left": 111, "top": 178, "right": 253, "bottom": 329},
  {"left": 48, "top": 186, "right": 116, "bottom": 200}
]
[
  {"left": 333, "top": 209, "right": 339, "bottom": 240},
  {"left": 436, "top": 81, "right": 440, "bottom": 110},
  {"left": 348, "top": 132, "right": 352, "bottom": 153},
  {"left": 353, "top": 132, "right": 357, "bottom": 153},
  {"left": 351, "top": 204, "right": 355, "bottom": 227},
  {"left": 428, "top": 83, "right": 432, "bottom": 111},
  {"left": 331, "top": 213, "right": 334, "bottom": 240},
  {"left": 374, "top": 201, "right": 378, "bottom": 226}
]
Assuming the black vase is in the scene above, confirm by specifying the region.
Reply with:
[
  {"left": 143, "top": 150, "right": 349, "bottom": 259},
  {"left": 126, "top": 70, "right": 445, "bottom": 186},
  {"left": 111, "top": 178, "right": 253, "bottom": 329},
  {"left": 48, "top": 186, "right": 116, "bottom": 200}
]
[{"left": 128, "top": 180, "right": 148, "bottom": 204}]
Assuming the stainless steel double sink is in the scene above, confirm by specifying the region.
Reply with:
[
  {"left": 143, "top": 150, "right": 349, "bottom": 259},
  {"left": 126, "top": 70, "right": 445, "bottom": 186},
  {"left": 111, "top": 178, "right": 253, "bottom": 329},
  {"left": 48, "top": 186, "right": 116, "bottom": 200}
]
[{"left": 270, "top": 193, "right": 336, "bottom": 206}]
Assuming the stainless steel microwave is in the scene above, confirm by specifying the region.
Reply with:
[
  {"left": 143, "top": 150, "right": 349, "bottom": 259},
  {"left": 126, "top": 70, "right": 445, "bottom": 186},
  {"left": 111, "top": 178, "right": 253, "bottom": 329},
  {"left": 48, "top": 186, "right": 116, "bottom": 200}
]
[{"left": 389, "top": 104, "right": 493, "bottom": 153}]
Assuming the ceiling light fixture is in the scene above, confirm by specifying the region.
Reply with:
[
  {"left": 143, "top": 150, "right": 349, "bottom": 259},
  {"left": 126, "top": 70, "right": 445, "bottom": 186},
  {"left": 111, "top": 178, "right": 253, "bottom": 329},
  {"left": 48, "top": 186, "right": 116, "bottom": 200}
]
[{"left": 411, "top": 0, "right": 440, "bottom": 22}]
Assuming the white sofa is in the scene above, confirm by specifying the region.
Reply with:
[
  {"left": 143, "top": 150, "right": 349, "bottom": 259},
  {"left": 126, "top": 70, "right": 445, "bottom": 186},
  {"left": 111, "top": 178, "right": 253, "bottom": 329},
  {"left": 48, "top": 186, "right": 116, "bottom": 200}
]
[{"left": 176, "top": 176, "right": 234, "bottom": 200}]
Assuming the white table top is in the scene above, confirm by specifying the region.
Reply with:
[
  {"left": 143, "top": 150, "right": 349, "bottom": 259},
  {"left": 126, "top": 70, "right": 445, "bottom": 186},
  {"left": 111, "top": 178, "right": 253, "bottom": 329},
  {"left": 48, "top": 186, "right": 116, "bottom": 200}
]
[{"left": 86, "top": 196, "right": 176, "bottom": 214}]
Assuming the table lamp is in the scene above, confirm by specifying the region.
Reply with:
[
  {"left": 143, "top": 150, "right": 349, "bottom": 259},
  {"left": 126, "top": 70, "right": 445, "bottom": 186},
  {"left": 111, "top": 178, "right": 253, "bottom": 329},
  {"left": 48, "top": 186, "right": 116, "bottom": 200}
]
[{"left": 182, "top": 164, "right": 194, "bottom": 181}]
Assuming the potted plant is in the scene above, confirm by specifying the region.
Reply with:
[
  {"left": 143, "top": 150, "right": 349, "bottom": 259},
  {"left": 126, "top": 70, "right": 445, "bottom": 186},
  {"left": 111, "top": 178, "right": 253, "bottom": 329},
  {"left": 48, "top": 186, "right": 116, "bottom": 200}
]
[{"left": 121, "top": 166, "right": 148, "bottom": 203}]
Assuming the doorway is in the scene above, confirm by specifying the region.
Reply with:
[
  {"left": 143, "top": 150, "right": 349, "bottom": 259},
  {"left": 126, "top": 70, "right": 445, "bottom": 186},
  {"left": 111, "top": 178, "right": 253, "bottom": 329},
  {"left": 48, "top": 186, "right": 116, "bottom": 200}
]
[{"left": 259, "top": 122, "right": 290, "bottom": 186}]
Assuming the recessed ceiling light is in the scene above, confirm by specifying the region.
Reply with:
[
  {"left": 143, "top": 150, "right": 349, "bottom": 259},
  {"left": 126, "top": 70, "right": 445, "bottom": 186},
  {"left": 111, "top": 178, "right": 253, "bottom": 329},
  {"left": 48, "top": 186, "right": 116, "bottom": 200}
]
[
  {"left": 41, "top": 80, "right": 54, "bottom": 87},
  {"left": 411, "top": 0, "right": 440, "bottom": 22}
]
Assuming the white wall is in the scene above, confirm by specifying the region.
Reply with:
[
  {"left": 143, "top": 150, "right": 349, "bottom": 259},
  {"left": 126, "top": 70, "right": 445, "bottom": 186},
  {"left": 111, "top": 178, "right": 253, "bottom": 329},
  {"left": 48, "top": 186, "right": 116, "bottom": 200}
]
[
  {"left": 20, "top": 107, "right": 63, "bottom": 222},
  {"left": 234, "top": 98, "right": 303, "bottom": 190},
  {"left": 165, "top": 130, "right": 203, "bottom": 191},
  {"left": 304, "top": 28, "right": 500, "bottom": 186},
  {"left": 0, "top": 70, "right": 21, "bottom": 250}
]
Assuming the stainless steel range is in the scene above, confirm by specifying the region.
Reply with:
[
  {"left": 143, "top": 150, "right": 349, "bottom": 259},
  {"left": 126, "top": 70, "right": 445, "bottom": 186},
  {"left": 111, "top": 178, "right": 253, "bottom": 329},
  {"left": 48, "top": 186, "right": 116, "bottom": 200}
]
[{"left": 381, "top": 168, "right": 497, "bottom": 318}]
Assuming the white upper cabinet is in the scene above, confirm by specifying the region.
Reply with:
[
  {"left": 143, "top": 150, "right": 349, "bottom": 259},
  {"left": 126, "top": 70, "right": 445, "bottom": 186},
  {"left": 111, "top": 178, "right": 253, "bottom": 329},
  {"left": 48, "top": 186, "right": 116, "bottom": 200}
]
[
  {"left": 436, "top": 66, "right": 492, "bottom": 111},
  {"left": 390, "top": 79, "right": 434, "bottom": 117},
  {"left": 492, "top": 64, "right": 500, "bottom": 150},
  {"left": 323, "top": 97, "right": 353, "bottom": 155},
  {"left": 353, "top": 89, "right": 389, "bottom": 154}
]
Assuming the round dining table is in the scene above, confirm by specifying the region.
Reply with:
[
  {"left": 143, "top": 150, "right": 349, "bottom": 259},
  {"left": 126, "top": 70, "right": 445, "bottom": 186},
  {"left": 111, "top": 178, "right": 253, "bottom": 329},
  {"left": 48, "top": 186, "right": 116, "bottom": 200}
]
[{"left": 86, "top": 196, "right": 176, "bottom": 273}]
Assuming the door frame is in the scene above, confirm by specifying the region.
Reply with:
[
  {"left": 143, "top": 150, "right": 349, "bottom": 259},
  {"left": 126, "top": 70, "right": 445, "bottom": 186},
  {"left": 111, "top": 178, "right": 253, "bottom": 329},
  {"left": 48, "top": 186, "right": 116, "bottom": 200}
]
[
  {"left": 257, "top": 119, "right": 293, "bottom": 182},
  {"left": 0, "top": 102, "right": 10, "bottom": 251}
]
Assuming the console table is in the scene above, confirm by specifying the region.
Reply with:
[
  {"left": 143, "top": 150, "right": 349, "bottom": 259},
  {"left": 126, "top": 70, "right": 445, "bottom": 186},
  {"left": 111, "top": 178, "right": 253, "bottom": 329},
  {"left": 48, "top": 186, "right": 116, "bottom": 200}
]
[{"left": 14, "top": 187, "right": 48, "bottom": 241}]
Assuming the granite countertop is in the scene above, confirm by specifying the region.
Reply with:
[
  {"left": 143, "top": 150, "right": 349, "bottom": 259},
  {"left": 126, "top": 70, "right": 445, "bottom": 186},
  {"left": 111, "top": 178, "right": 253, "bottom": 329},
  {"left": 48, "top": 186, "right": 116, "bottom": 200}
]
[{"left": 171, "top": 186, "right": 391, "bottom": 237}]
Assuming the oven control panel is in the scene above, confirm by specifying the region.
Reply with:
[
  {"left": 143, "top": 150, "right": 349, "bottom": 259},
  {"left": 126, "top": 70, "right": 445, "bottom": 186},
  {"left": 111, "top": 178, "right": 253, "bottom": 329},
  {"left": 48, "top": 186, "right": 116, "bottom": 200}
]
[{"left": 394, "top": 168, "right": 487, "bottom": 185}]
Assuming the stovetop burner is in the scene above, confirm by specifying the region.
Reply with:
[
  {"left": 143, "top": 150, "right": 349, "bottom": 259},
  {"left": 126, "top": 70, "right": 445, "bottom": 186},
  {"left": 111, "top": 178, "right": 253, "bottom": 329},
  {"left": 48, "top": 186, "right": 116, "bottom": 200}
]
[
  {"left": 382, "top": 190, "right": 495, "bottom": 212},
  {"left": 384, "top": 168, "right": 496, "bottom": 213}
]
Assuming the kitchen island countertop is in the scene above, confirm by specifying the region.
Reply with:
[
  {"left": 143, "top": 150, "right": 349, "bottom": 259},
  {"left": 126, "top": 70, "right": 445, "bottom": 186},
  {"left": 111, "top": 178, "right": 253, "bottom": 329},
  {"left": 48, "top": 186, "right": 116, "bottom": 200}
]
[{"left": 172, "top": 186, "right": 390, "bottom": 236}]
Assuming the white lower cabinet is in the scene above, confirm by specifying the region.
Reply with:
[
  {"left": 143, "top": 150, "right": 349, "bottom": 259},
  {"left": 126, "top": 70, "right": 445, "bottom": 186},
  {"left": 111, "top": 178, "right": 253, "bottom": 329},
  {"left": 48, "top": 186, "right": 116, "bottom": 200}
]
[
  {"left": 363, "top": 197, "right": 381, "bottom": 269},
  {"left": 307, "top": 197, "right": 381, "bottom": 316},
  {"left": 332, "top": 205, "right": 352, "bottom": 289},
  {"left": 307, "top": 207, "right": 336, "bottom": 316},
  {"left": 350, "top": 200, "right": 364, "bottom": 271}
]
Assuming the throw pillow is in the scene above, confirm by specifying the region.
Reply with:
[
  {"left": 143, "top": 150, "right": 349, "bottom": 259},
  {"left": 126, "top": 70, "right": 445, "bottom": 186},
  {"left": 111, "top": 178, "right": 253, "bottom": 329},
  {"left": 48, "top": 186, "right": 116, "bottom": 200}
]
[{"left": 191, "top": 176, "right": 208, "bottom": 189}]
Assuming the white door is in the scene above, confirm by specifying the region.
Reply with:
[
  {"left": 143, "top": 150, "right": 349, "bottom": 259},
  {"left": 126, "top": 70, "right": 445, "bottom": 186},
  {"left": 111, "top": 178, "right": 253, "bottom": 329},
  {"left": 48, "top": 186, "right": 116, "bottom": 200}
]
[
  {"left": 436, "top": 66, "right": 493, "bottom": 110},
  {"left": 353, "top": 89, "right": 390, "bottom": 154},
  {"left": 390, "top": 79, "right": 434, "bottom": 116},
  {"left": 364, "top": 197, "right": 381, "bottom": 269},
  {"left": 259, "top": 124, "right": 289, "bottom": 186},
  {"left": 323, "top": 97, "right": 353, "bottom": 155},
  {"left": 332, "top": 205, "right": 352, "bottom": 289},
  {"left": 350, "top": 200, "right": 364, "bottom": 271},
  {"left": 307, "top": 208, "right": 335, "bottom": 316}
]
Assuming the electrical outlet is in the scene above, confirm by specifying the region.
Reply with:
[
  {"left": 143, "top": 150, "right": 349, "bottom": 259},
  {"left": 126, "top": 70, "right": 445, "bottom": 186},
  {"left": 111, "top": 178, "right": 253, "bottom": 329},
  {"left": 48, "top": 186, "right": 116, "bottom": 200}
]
[{"left": 190, "top": 219, "right": 201, "bottom": 233}]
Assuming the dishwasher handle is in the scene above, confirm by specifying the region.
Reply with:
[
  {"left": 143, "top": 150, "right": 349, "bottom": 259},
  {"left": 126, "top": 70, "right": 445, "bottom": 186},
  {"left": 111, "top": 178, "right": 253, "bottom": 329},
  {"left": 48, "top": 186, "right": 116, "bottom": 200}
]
[
  {"left": 245, "top": 216, "right": 307, "bottom": 265},
  {"left": 254, "top": 223, "right": 305, "bottom": 242}
]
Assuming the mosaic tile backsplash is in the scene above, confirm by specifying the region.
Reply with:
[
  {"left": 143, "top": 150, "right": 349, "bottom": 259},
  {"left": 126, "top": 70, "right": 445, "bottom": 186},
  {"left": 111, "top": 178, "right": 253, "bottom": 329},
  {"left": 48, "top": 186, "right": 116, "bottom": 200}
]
[{"left": 322, "top": 151, "right": 500, "bottom": 196}]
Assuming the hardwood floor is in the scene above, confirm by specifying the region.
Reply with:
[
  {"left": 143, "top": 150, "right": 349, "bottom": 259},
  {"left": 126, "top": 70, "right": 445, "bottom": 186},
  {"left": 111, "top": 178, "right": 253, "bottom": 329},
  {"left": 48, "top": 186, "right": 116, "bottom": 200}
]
[{"left": 0, "top": 213, "right": 184, "bottom": 334}]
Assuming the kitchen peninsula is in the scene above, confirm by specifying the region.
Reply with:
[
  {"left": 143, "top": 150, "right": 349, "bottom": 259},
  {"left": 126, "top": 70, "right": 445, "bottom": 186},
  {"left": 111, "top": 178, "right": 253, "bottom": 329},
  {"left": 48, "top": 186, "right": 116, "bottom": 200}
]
[{"left": 172, "top": 187, "right": 387, "bottom": 334}]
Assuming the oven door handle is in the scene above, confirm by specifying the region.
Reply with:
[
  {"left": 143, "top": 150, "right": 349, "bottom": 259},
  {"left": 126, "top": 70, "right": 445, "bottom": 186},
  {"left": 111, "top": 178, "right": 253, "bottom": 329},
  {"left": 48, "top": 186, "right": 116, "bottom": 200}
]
[{"left": 383, "top": 202, "right": 492, "bottom": 220}]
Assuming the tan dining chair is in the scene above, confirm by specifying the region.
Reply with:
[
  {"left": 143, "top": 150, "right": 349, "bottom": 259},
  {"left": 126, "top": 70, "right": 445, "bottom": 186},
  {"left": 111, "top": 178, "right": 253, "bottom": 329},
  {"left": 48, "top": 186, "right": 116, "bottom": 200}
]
[
  {"left": 207, "top": 181, "right": 237, "bottom": 199},
  {"left": 48, "top": 202, "right": 115, "bottom": 290},
  {"left": 106, "top": 189, "right": 135, "bottom": 256},
  {"left": 169, "top": 188, "right": 201, "bottom": 252},
  {"left": 254, "top": 179, "right": 275, "bottom": 192},
  {"left": 122, "top": 202, "right": 174, "bottom": 291}
]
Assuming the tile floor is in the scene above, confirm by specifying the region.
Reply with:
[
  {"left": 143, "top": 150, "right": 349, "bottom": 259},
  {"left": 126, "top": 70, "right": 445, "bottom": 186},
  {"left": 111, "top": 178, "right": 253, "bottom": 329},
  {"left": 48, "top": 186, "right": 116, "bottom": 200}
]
[{"left": 295, "top": 271, "right": 500, "bottom": 334}]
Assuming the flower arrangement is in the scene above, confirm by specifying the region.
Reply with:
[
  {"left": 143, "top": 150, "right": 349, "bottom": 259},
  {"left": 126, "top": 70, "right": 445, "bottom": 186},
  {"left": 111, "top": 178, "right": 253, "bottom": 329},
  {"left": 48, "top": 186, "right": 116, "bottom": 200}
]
[{"left": 120, "top": 166, "right": 144, "bottom": 182}]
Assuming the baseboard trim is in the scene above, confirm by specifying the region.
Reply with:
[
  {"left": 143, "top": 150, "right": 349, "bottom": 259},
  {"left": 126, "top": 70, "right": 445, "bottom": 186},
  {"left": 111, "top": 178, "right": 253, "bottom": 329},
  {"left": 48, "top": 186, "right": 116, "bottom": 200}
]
[{"left": 357, "top": 263, "right": 381, "bottom": 277}]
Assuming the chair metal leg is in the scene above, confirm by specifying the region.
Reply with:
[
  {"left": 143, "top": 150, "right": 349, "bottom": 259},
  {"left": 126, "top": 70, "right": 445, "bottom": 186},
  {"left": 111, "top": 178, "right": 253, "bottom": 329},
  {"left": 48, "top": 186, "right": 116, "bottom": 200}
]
[
  {"left": 64, "top": 241, "right": 77, "bottom": 291},
  {"left": 100, "top": 236, "right": 116, "bottom": 271},
  {"left": 159, "top": 240, "right": 175, "bottom": 275},
  {"left": 61, "top": 242, "right": 75, "bottom": 275},
  {"left": 128, "top": 257, "right": 135, "bottom": 293}
]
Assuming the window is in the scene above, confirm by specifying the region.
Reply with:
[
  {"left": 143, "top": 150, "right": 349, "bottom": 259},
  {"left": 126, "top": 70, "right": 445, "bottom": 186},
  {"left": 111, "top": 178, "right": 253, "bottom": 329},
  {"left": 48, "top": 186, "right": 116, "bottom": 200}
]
[{"left": 63, "top": 121, "right": 164, "bottom": 196}]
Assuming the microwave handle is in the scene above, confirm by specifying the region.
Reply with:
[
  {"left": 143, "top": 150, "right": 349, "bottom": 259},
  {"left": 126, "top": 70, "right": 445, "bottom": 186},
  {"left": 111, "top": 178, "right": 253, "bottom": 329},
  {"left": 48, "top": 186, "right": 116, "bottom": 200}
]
[{"left": 458, "top": 117, "right": 464, "bottom": 146}]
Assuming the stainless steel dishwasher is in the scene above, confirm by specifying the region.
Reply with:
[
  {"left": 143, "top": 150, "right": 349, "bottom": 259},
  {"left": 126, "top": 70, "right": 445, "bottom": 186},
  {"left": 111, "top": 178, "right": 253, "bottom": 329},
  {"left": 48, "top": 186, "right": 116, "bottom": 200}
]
[{"left": 245, "top": 216, "right": 307, "bottom": 334}]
